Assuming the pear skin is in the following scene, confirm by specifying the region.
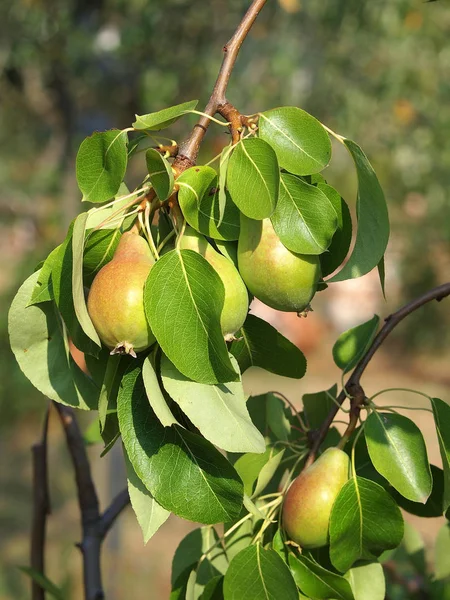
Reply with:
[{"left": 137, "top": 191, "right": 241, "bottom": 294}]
[
  {"left": 238, "top": 216, "right": 321, "bottom": 312},
  {"left": 87, "top": 231, "right": 156, "bottom": 356},
  {"left": 179, "top": 227, "right": 248, "bottom": 339},
  {"left": 282, "top": 448, "right": 350, "bottom": 548}
]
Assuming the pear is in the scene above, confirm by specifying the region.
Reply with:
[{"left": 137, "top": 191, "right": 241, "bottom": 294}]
[
  {"left": 237, "top": 216, "right": 321, "bottom": 312},
  {"left": 179, "top": 227, "right": 249, "bottom": 340},
  {"left": 87, "top": 231, "right": 156, "bottom": 357},
  {"left": 282, "top": 447, "right": 350, "bottom": 549}
]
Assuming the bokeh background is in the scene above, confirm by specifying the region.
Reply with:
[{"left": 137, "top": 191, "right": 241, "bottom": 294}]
[{"left": 1, "top": 0, "right": 450, "bottom": 598}]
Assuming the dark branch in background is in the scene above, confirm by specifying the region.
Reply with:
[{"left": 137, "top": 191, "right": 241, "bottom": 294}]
[
  {"left": 53, "top": 403, "right": 130, "bottom": 600},
  {"left": 30, "top": 405, "right": 51, "bottom": 600},
  {"left": 305, "top": 281, "right": 450, "bottom": 468},
  {"left": 173, "top": 0, "right": 267, "bottom": 171}
]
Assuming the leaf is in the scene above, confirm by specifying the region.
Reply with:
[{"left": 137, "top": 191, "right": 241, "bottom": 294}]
[
  {"left": 227, "top": 138, "right": 279, "bottom": 219},
  {"left": 252, "top": 448, "right": 285, "bottom": 497},
  {"left": 117, "top": 362, "right": 243, "bottom": 524},
  {"left": 365, "top": 412, "right": 432, "bottom": 503},
  {"left": 329, "top": 476, "right": 404, "bottom": 572},
  {"left": 391, "top": 464, "right": 447, "bottom": 518},
  {"left": 402, "top": 521, "right": 426, "bottom": 574},
  {"left": 143, "top": 355, "right": 178, "bottom": 427},
  {"left": 431, "top": 397, "right": 450, "bottom": 512},
  {"left": 161, "top": 354, "right": 265, "bottom": 454},
  {"left": 28, "top": 245, "right": 60, "bottom": 305},
  {"left": 98, "top": 354, "right": 122, "bottom": 432},
  {"left": 271, "top": 174, "right": 338, "bottom": 254},
  {"left": 218, "top": 144, "right": 232, "bottom": 227},
  {"left": 266, "top": 394, "right": 291, "bottom": 442},
  {"left": 123, "top": 449, "right": 170, "bottom": 544},
  {"left": 230, "top": 314, "right": 306, "bottom": 379},
  {"left": 146, "top": 148, "right": 174, "bottom": 201},
  {"left": 76, "top": 129, "right": 128, "bottom": 203},
  {"left": 328, "top": 140, "right": 389, "bottom": 284},
  {"left": 345, "top": 562, "right": 385, "bottom": 600},
  {"left": 144, "top": 249, "right": 237, "bottom": 384},
  {"left": 258, "top": 107, "right": 331, "bottom": 175},
  {"left": 303, "top": 385, "right": 338, "bottom": 430},
  {"left": 223, "top": 545, "right": 298, "bottom": 600},
  {"left": 234, "top": 447, "right": 283, "bottom": 497},
  {"left": 288, "top": 554, "right": 354, "bottom": 600},
  {"left": 332, "top": 315, "right": 380, "bottom": 373},
  {"left": 72, "top": 213, "right": 102, "bottom": 348},
  {"left": 318, "top": 184, "right": 352, "bottom": 278},
  {"left": 19, "top": 566, "right": 65, "bottom": 600},
  {"left": 435, "top": 523, "right": 450, "bottom": 580},
  {"left": 133, "top": 99, "right": 199, "bottom": 130},
  {"left": 177, "top": 166, "right": 240, "bottom": 241},
  {"left": 85, "top": 183, "right": 140, "bottom": 229},
  {"left": 200, "top": 576, "right": 224, "bottom": 600},
  {"left": 83, "top": 228, "right": 121, "bottom": 286},
  {"left": 9, "top": 271, "right": 99, "bottom": 409}
]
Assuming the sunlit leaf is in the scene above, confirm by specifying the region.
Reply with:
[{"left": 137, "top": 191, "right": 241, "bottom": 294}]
[{"left": 133, "top": 100, "right": 199, "bottom": 130}]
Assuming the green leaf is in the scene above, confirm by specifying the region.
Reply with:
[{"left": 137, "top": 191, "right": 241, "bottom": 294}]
[
  {"left": 318, "top": 184, "right": 352, "bottom": 278},
  {"left": 85, "top": 183, "right": 140, "bottom": 229},
  {"left": 402, "top": 521, "right": 426, "bottom": 574},
  {"left": 76, "top": 129, "right": 128, "bottom": 203},
  {"left": 218, "top": 144, "right": 232, "bottom": 227},
  {"left": 223, "top": 545, "right": 298, "bottom": 600},
  {"left": 83, "top": 228, "right": 121, "bottom": 286},
  {"left": 234, "top": 447, "right": 283, "bottom": 497},
  {"left": 288, "top": 554, "right": 354, "bottom": 600},
  {"left": 391, "top": 464, "right": 447, "bottom": 518},
  {"left": 19, "top": 566, "right": 65, "bottom": 600},
  {"left": 123, "top": 449, "right": 169, "bottom": 544},
  {"left": 266, "top": 394, "right": 291, "bottom": 442},
  {"left": 435, "top": 523, "right": 450, "bottom": 580},
  {"left": 200, "top": 576, "right": 224, "bottom": 600},
  {"left": 144, "top": 249, "right": 237, "bottom": 384},
  {"left": 365, "top": 412, "right": 432, "bottom": 503},
  {"left": 118, "top": 363, "right": 243, "bottom": 524},
  {"left": 230, "top": 315, "right": 306, "bottom": 379},
  {"left": 72, "top": 213, "right": 102, "bottom": 348},
  {"left": 142, "top": 355, "right": 178, "bottom": 427},
  {"left": 328, "top": 140, "right": 389, "bottom": 284},
  {"left": 258, "top": 107, "right": 331, "bottom": 175},
  {"left": 161, "top": 354, "right": 265, "bottom": 454},
  {"left": 332, "top": 315, "right": 380, "bottom": 373},
  {"left": 177, "top": 166, "right": 240, "bottom": 241},
  {"left": 303, "top": 385, "right": 338, "bottom": 430},
  {"left": 345, "top": 562, "right": 385, "bottom": 600},
  {"left": 271, "top": 174, "right": 338, "bottom": 254},
  {"left": 28, "top": 245, "right": 60, "bottom": 305},
  {"left": 133, "top": 99, "right": 199, "bottom": 130},
  {"left": 227, "top": 138, "right": 279, "bottom": 219},
  {"left": 252, "top": 448, "right": 285, "bottom": 497},
  {"left": 329, "top": 476, "right": 404, "bottom": 572},
  {"left": 98, "top": 354, "right": 122, "bottom": 432},
  {"left": 431, "top": 398, "right": 450, "bottom": 512},
  {"left": 9, "top": 272, "right": 98, "bottom": 409},
  {"left": 146, "top": 148, "right": 174, "bottom": 201}
]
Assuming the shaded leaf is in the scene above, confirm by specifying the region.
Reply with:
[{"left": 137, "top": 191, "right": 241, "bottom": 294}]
[
  {"left": 303, "top": 385, "right": 338, "bottom": 430},
  {"left": 332, "top": 315, "right": 379, "bottom": 373},
  {"left": 143, "top": 355, "right": 178, "bottom": 427},
  {"left": 435, "top": 523, "right": 450, "bottom": 581},
  {"left": 28, "top": 245, "right": 60, "bottom": 305},
  {"left": 318, "top": 184, "right": 352, "bottom": 278},
  {"left": 133, "top": 100, "right": 199, "bottom": 130},
  {"left": 83, "top": 228, "right": 121, "bottom": 285},
  {"left": 288, "top": 554, "right": 354, "bottom": 600},
  {"left": 19, "top": 566, "right": 64, "bottom": 600},
  {"left": 431, "top": 397, "right": 450, "bottom": 512},
  {"left": 345, "top": 562, "right": 385, "bottom": 600},
  {"left": 146, "top": 148, "right": 174, "bottom": 201}
]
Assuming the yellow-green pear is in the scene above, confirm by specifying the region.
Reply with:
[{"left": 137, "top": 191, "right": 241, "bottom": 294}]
[
  {"left": 87, "top": 231, "right": 156, "bottom": 357},
  {"left": 282, "top": 447, "right": 350, "bottom": 548},
  {"left": 179, "top": 227, "right": 248, "bottom": 340},
  {"left": 238, "top": 216, "right": 321, "bottom": 312}
]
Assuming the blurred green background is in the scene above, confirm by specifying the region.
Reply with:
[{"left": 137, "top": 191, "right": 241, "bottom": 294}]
[{"left": 1, "top": 0, "right": 449, "bottom": 598}]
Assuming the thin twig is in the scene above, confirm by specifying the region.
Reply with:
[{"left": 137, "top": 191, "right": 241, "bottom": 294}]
[
  {"left": 98, "top": 489, "right": 130, "bottom": 540},
  {"left": 305, "top": 282, "right": 450, "bottom": 467},
  {"left": 30, "top": 404, "right": 51, "bottom": 600}
]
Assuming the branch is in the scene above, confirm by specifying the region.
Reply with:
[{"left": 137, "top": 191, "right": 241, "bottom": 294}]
[
  {"left": 30, "top": 405, "right": 51, "bottom": 600},
  {"left": 98, "top": 489, "right": 130, "bottom": 540},
  {"left": 306, "top": 281, "right": 450, "bottom": 467},
  {"left": 174, "top": 0, "right": 267, "bottom": 169}
]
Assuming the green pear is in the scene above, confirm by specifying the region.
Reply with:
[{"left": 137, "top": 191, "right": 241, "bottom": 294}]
[
  {"left": 87, "top": 231, "right": 156, "bottom": 357},
  {"left": 282, "top": 447, "right": 349, "bottom": 548},
  {"left": 179, "top": 227, "right": 248, "bottom": 340},
  {"left": 237, "top": 216, "right": 321, "bottom": 312}
]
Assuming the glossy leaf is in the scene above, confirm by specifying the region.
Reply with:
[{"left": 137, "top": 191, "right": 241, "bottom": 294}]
[
  {"left": 223, "top": 545, "right": 298, "bottom": 600},
  {"left": 435, "top": 523, "right": 450, "bottom": 580},
  {"left": 329, "top": 476, "right": 404, "bottom": 572},
  {"left": 258, "top": 107, "right": 331, "bottom": 175},
  {"left": 345, "top": 562, "right": 385, "bottom": 600},
  {"left": 303, "top": 385, "right": 338, "bottom": 430},
  {"left": 271, "top": 174, "right": 338, "bottom": 254},
  {"left": 76, "top": 129, "right": 128, "bottom": 203},
  {"left": 142, "top": 355, "right": 178, "bottom": 427},
  {"left": 230, "top": 314, "right": 306, "bottom": 379},
  {"left": 227, "top": 138, "right": 279, "bottom": 219},
  {"left": 118, "top": 363, "right": 243, "bottom": 524},
  {"left": 288, "top": 554, "right": 354, "bottom": 600},
  {"left": 332, "top": 315, "right": 379, "bottom": 373},
  {"left": 133, "top": 100, "right": 199, "bottom": 130},
  {"left": 177, "top": 166, "right": 240, "bottom": 241},
  {"left": 431, "top": 397, "right": 450, "bottom": 512},
  {"left": 318, "top": 184, "right": 352, "bottom": 278},
  {"left": 28, "top": 245, "right": 60, "bottom": 305},
  {"left": 146, "top": 148, "right": 174, "bottom": 201},
  {"left": 9, "top": 271, "right": 99, "bottom": 409},
  {"left": 161, "top": 355, "right": 265, "bottom": 454},
  {"left": 391, "top": 465, "right": 447, "bottom": 518},
  {"left": 365, "top": 412, "right": 432, "bottom": 503},
  {"left": 329, "top": 140, "right": 389, "bottom": 284},
  {"left": 144, "top": 249, "right": 237, "bottom": 384},
  {"left": 124, "top": 449, "right": 170, "bottom": 544}
]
